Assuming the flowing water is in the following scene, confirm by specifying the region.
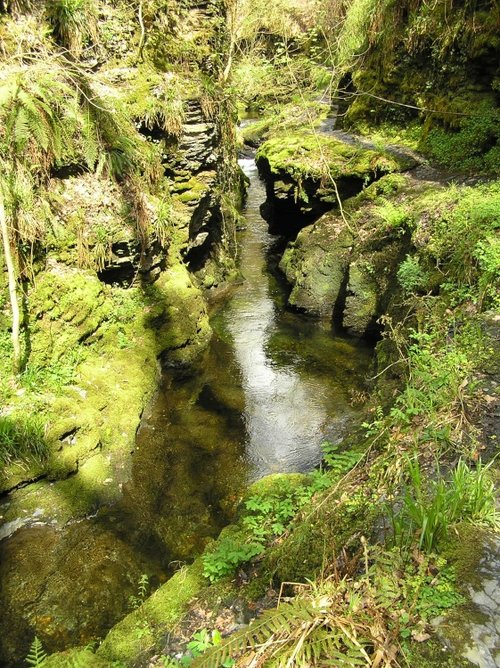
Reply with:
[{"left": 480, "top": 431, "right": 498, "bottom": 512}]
[{"left": 0, "top": 156, "right": 372, "bottom": 666}]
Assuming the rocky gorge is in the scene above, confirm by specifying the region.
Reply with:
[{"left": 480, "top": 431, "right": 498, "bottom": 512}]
[{"left": 0, "top": 0, "right": 499, "bottom": 666}]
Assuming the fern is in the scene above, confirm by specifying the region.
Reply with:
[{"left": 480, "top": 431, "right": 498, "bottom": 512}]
[
  {"left": 13, "top": 107, "right": 31, "bottom": 149},
  {"left": 25, "top": 636, "right": 47, "bottom": 667},
  {"left": 321, "top": 442, "right": 364, "bottom": 478},
  {"left": 191, "top": 595, "right": 377, "bottom": 668}
]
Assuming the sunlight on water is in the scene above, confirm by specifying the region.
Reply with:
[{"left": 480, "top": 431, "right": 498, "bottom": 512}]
[{"left": 230, "top": 159, "right": 345, "bottom": 477}]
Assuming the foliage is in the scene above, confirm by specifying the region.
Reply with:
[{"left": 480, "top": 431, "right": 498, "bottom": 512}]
[
  {"left": 203, "top": 473, "right": 344, "bottom": 583},
  {"left": 45, "top": 0, "right": 98, "bottom": 58},
  {"left": 374, "top": 198, "right": 412, "bottom": 232},
  {"left": 0, "top": 55, "right": 143, "bottom": 240},
  {"left": 232, "top": 51, "right": 328, "bottom": 110},
  {"left": 120, "top": 67, "right": 186, "bottom": 138},
  {"left": 242, "top": 477, "right": 322, "bottom": 544},
  {"left": 0, "top": 413, "right": 48, "bottom": 468},
  {"left": 184, "top": 629, "right": 234, "bottom": 667},
  {"left": 397, "top": 255, "right": 428, "bottom": 294},
  {"left": 128, "top": 573, "right": 150, "bottom": 610},
  {"left": 25, "top": 636, "right": 47, "bottom": 667},
  {"left": 392, "top": 458, "right": 498, "bottom": 552},
  {"left": 202, "top": 537, "right": 263, "bottom": 583},
  {"left": 421, "top": 102, "right": 500, "bottom": 174},
  {"left": 416, "top": 182, "right": 500, "bottom": 308},
  {"left": 331, "top": 0, "right": 380, "bottom": 71},
  {"left": 19, "top": 349, "right": 83, "bottom": 394},
  {"left": 193, "top": 545, "right": 463, "bottom": 667},
  {"left": 320, "top": 441, "right": 364, "bottom": 479}
]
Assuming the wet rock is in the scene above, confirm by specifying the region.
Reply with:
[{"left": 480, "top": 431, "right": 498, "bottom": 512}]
[
  {"left": 433, "top": 535, "right": 500, "bottom": 668},
  {"left": 0, "top": 524, "right": 147, "bottom": 665}
]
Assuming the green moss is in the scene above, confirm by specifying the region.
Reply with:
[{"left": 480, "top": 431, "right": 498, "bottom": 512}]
[
  {"left": 405, "top": 640, "right": 472, "bottom": 668},
  {"left": 172, "top": 175, "right": 210, "bottom": 204},
  {"left": 420, "top": 100, "right": 500, "bottom": 174},
  {"left": 44, "top": 648, "right": 109, "bottom": 668},
  {"left": 341, "top": 0, "right": 500, "bottom": 174},
  {"left": 149, "top": 262, "right": 212, "bottom": 365},
  {"left": 239, "top": 101, "right": 329, "bottom": 146},
  {"left": 441, "top": 524, "right": 493, "bottom": 591},
  {"left": 343, "top": 262, "right": 378, "bottom": 335},
  {"left": 279, "top": 213, "right": 353, "bottom": 315},
  {"left": 0, "top": 274, "right": 161, "bottom": 496},
  {"left": 256, "top": 131, "right": 405, "bottom": 181},
  {"left": 29, "top": 269, "right": 108, "bottom": 366},
  {"left": 97, "top": 559, "right": 206, "bottom": 664},
  {"left": 264, "top": 485, "right": 374, "bottom": 583}
]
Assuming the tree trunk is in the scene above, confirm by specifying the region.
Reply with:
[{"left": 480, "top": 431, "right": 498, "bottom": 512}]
[{"left": 0, "top": 194, "right": 21, "bottom": 374}]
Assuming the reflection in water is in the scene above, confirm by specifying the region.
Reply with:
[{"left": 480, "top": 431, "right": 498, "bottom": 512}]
[{"left": 230, "top": 159, "right": 362, "bottom": 477}]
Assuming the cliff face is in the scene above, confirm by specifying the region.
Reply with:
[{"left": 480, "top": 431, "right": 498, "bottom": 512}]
[{"left": 0, "top": 0, "right": 240, "bottom": 495}]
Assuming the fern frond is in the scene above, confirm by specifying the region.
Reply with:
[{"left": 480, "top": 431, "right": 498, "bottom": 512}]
[
  {"left": 13, "top": 107, "right": 31, "bottom": 149},
  {"left": 0, "top": 82, "right": 15, "bottom": 107},
  {"left": 193, "top": 601, "right": 319, "bottom": 667},
  {"left": 25, "top": 636, "right": 47, "bottom": 667},
  {"left": 25, "top": 107, "right": 50, "bottom": 152},
  {"left": 80, "top": 110, "right": 99, "bottom": 170}
]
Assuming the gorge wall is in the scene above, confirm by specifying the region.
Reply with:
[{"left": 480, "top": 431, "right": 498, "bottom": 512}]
[{"left": 0, "top": 0, "right": 240, "bottom": 507}]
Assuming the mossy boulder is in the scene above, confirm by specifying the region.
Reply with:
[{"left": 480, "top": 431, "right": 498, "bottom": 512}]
[
  {"left": 96, "top": 559, "right": 206, "bottom": 664},
  {"left": 278, "top": 174, "right": 414, "bottom": 335},
  {"left": 44, "top": 648, "right": 110, "bottom": 668},
  {"left": 279, "top": 214, "right": 354, "bottom": 316},
  {"left": 256, "top": 131, "right": 412, "bottom": 235}
]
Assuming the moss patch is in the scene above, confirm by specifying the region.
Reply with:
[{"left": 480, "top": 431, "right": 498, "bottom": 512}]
[
  {"left": 96, "top": 559, "right": 206, "bottom": 664},
  {"left": 256, "top": 131, "right": 405, "bottom": 181}
]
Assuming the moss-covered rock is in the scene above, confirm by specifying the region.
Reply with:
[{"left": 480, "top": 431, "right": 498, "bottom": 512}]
[
  {"left": 277, "top": 173, "right": 417, "bottom": 335},
  {"left": 256, "top": 130, "right": 414, "bottom": 235},
  {"left": 96, "top": 559, "right": 206, "bottom": 664},
  {"left": 279, "top": 214, "right": 353, "bottom": 315},
  {"left": 149, "top": 261, "right": 212, "bottom": 366}
]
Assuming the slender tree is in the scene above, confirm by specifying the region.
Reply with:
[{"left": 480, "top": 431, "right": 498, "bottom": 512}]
[{"left": 0, "top": 192, "right": 21, "bottom": 372}]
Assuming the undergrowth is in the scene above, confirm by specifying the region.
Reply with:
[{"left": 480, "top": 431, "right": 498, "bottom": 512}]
[
  {"left": 192, "top": 546, "right": 464, "bottom": 668},
  {"left": 0, "top": 413, "right": 49, "bottom": 468}
]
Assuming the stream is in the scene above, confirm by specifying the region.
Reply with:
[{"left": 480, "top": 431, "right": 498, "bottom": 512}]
[{"left": 0, "top": 156, "right": 372, "bottom": 666}]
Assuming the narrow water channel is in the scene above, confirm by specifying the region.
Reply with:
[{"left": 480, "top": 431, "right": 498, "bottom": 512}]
[{"left": 0, "top": 156, "right": 372, "bottom": 666}]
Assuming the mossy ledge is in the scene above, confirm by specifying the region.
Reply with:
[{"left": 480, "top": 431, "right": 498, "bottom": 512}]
[{"left": 255, "top": 130, "right": 417, "bottom": 237}]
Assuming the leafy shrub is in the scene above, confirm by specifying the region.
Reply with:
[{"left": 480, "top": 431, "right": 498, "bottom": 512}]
[
  {"left": 128, "top": 574, "right": 150, "bottom": 610},
  {"left": 422, "top": 182, "right": 500, "bottom": 300},
  {"left": 202, "top": 538, "right": 263, "bottom": 583},
  {"left": 193, "top": 545, "right": 462, "bottom": 667},
  {"left": 203, "top": 475, "right": 334, "bottom": 582},
  {"left": 397, "top": 255, "right": 429, "bottom": 293},
  {"left": 474, "top": 236, "right": 500, "bottom": 308}
]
